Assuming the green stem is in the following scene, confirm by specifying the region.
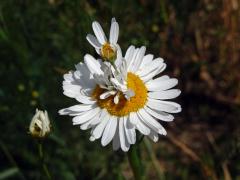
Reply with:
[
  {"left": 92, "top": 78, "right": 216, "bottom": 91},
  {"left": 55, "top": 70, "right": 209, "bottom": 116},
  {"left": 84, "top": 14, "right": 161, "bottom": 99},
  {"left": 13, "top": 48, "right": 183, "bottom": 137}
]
[
  {"left": 38, "top": 141, "right": 52, "bottom": 180},
  {"left": 127, "top": 144, "right": 145, "bottom": 180}
]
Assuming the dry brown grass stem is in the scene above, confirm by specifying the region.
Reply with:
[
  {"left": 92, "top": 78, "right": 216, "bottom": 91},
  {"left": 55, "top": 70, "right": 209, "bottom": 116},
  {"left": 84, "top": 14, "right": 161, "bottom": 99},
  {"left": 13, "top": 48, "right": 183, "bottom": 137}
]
[{"left": 168, "top": 133, "right": 218, "bottom": 180}]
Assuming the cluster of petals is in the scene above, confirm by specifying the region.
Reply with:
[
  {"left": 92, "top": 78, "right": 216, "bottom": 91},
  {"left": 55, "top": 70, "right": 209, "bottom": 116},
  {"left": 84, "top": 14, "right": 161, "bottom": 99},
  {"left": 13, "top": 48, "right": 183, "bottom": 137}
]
[{"left": 59, "top": 18, "right": 181, "bottom": 151}]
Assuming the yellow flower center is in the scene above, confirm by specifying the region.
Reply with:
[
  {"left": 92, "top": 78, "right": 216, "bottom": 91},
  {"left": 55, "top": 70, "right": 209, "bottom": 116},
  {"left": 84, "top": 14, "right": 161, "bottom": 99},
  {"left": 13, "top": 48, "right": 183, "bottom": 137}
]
[
  {"left": 101, "top": 43, "right": 117, "bottom": 61},
  {"left": 92, "top": 72, "right": 148, "bottom": 117}
]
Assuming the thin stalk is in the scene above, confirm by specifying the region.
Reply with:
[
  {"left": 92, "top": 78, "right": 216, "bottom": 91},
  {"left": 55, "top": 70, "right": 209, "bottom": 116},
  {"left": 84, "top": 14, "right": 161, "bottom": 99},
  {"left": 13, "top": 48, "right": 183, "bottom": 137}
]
[
  {"left": 127, "top": 144, "right": 145, "bottom": 180},
  {"left": 38, "top": 141, "right": 52, "bottom": 180}
]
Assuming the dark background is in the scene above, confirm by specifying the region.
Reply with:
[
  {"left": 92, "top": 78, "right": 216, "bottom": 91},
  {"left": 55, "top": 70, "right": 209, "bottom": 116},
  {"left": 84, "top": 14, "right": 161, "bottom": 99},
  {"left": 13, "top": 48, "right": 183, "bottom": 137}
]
[{"left": 0, "top": 0, "right": 240, "bottom": 179}]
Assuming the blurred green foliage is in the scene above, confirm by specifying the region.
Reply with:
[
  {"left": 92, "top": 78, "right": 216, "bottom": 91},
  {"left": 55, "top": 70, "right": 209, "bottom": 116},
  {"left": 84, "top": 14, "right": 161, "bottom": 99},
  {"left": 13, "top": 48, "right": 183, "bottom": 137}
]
[{"left": 0, "top": 0, "right": 240, "bottom": 179}]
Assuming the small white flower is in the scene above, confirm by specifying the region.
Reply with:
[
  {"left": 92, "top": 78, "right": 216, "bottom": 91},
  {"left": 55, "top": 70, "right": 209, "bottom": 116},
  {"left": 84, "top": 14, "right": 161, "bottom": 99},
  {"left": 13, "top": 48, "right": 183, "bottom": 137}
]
[
  {"left": 59, "top": 45, "right": 181, "bottom": 152},
  {"left": 86, "top": 18, "right": 121, "bottom": 61},
  {"left": 29, "top": 109, "right": 51, "bottom": 138}
]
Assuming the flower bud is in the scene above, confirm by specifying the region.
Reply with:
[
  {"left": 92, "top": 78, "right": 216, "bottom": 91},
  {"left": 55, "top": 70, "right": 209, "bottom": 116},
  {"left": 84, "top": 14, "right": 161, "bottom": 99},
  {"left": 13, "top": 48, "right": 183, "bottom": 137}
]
[
  {"left": 29, "top": 109, "right": 51, "bottom": 138},
  {"left": 101, "top": 43, "right": 117, "bottom": 61}
]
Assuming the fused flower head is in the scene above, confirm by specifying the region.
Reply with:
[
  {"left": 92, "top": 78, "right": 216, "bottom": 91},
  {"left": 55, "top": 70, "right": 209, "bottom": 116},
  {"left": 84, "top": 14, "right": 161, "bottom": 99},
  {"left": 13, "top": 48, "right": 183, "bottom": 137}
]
[
  {"left": 86, "top": 18, "right": 120, "bottom": 62},
  {"left": 29, "top": 109, "right": 51, "bottom": 138},
  {"left": 59, "top": 43, "right": 181, "bottom": 151}
]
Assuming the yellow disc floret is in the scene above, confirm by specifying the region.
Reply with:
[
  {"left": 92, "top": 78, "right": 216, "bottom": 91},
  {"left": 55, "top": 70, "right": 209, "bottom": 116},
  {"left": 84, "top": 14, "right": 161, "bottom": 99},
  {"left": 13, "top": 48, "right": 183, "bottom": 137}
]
[
  {"left": 92, "top": 72, "right": 148, "bottom": 117},
  {"left": 101, "top": 43, "right": 117, "bottom": 61}
]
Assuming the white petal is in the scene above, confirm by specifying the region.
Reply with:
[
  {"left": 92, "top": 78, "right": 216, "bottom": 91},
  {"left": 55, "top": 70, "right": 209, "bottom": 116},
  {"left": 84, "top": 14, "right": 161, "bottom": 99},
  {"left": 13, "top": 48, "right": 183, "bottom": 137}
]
[
  {"left": 84, "top": 54, "right": 103, "bottom": 75},
  {"left": 101, "top": 116, "right": 118, "bottom": 146},
  {"left": 147, "top": 98, "right": 182, "bottom": 113},
  {"left": 95, "top": 48, "right": 101, "bottom": 55},
  {"left": 100, "top": 90, "right": 116, "bottom": 99},
  {"left": 127, "top": 48, "right": 139, "bottom": 72},
  {"left": 86, "top": 34, "right": 101, "bottom": 48},
  {"left": 124, "top": 89, "right": 135, "bottom": 100},
  {"left": 146, "top": 78, "right": 178, "bottom": 91},
  {"left": 139, "top": 54, "right": 154, "bottom": 69},
  {"left": 125, "top": 45, "right": 135, "bottom": 65},
  {"left": 126, "top": 116, "right": 134, "bottom": 129},
  {"left": 119, "top": 58, "right": 128, "bottom": 78},
  {"left": 76, "top": 94, "right": 95, "bottom": 104},
  {"left": 80, "top": 110, "right": 102, "bottom": 130},
  {"left": 58, "top": 104, "right": 95, "bottom": 115},
  {"left": 114, "top": 94, "right": 119, "bottom": 104},
  {"left": 63, "top": 86, "right": 80, "bottom": 98},
  {"left": 114, "top": 44, "right": 123, "bottom": 68},
  {"left": 112, "top": 122, "right": 120, "bottom": 151},
  {"left": 63, "top": 71, "right": 74, "bottom": 82},
  {"left": 110, "top": 78, "right": 127, "bottom": 91},
  {"left": 93, "top": 74, "right": 107, "bottom": 87},
  {"left": 141, "top": 63, "right": 167, "bottom": 82},
  {"left": 153, "top": 75, "right": 170, "bottom": 81},
  {"left": 129, "top": 112, "right": 138, "bottom": 125},
  {"left": 92, "top": 111, "right": 110, "bottom": 139},
  {"left": 154, "top": 57, "right": 164, "bottom": 63},
  {"left": 89, "top": 136, "right": 96, "bottom": 142},
  {"left": 137, "top": 60, "right": 164, "bottom": 77},
  {"left": 137, "top": 59, "right": 165, "bottom": 77},
  {"left": 148, "top": 131, "right": 159, "bottom": 142},
  {"left": 119, "top": 117, "right": 130, "bottom": 152},
  {"left": 80, "top": 123, "right": 93, "bottom": 130},
  {"left": 144, "top": 106, "right": 174, "bottom": 121},
  {"left": 59, "top": 110, "right": 85, "bottom": 117},
  {"left": 124, "top": 116, "right": 136, "bottom": 144},
  {"left": 131, "top": 46, "right": 146, "bottom": 73},
  {"left": 72, "top": 107, "right": 100, "bottom": 125},
  {"left": 148, "top": 89, "right": 181, "bottom": 100},
  {"left": 89, "top": 109, "right": 106, "bottom": 126},
  {"left": 74, "top": 63, "right": 96, "bottom": 89},
  {"left": 109, "top": 21, "right": 119, "bottom": 44},
  {"left": 92, "top": 21, "right": 107, "bottom": 44},
  {"left": 135, "top": 115, "right": 151, "bottom": 135},
  {"left": 63, "top": 69, "right": 94, "bottom": 98},
  {"left": 138, "top": 108, "right": 167, "bottom": 135}
]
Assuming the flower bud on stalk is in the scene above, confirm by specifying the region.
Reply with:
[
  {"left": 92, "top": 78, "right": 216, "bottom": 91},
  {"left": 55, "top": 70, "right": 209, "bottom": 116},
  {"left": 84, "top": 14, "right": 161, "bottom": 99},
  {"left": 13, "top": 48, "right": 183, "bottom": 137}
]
[
  {"left": 101, "top": 43, "right": 117, "bottom": 62},
  {"left": 29, "top": 109, "right": 51, "bottom": 138}
]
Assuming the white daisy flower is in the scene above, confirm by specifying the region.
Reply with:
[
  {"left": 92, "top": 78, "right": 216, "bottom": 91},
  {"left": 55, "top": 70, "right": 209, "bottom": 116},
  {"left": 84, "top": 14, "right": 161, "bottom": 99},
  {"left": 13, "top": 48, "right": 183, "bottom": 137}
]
[
  {"left": 59, "top": 46, "right": 181, "bottom": 152},
  {"left": 86, "top": 18, "right": 120, "bottom": 61}
]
